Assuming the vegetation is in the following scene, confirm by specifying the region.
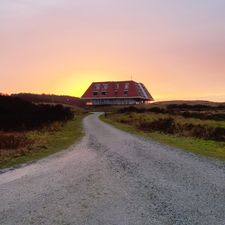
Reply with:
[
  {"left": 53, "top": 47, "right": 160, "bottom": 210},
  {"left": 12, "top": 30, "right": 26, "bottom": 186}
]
[
  {"left": 0, "top": 115, "right": 84, "bottom": 169},
  {"left": 0, "top": 96, "right": 86, "bottom": 169},
  {"left": 0, "top": 95, "right": 74, "bottom": 131},
  {"left": 101, "top": 104, "right": 225, "bottom": 161},
  {"left": 119, "top": 104, "right": 225, "bottom": 121}
]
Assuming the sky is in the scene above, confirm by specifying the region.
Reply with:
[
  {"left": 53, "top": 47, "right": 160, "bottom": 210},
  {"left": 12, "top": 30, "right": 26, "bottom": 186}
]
[{"left": 0, "top": 0, "right": 225, "bottom": 101}]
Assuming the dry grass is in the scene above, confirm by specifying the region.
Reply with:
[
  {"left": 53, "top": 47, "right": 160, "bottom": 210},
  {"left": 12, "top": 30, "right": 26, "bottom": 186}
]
[
  {"left": 0, "top": 114, "right": 85, "bottom": 168},
  {"left": 0, "top": 132, "right": 35, "bottom": 163},
  {"left": 108, "top": 112, "right": 225, "bottom": 129},
  {"left": 0, "top": 132, "right": 34, "bottom": 149}
]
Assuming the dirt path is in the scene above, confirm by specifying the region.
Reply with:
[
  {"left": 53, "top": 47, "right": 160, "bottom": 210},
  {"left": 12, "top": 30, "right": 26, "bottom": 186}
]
[{"left": 0, "top": 113, "right": 225, "bottom": 225}]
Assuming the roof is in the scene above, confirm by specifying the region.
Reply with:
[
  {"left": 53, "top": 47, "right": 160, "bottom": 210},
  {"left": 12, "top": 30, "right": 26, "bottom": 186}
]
[{"left": 81, "top": 80, "right": 154, "bottom": 100}]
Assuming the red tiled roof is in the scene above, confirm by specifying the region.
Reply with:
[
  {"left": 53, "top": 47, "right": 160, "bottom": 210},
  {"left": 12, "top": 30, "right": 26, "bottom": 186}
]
[{"left": 81, "top": 80, "right": 153, "bottom": 100}]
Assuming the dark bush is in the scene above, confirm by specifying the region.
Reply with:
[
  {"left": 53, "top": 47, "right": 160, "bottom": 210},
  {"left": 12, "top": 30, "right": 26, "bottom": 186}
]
[
  {"left": 0, "top": 96, "right": 74, "bottom": 131},
  {"left": 118, "top": 106, "right": 146, "bottom": 113},
  {"left": 167, "top": 104, "right": 215, "bottom": 112},
  {"left": 182, "top": 124, "right": 211, "bottom": 139},
  {"left": 186, "top": 125, "right": 225, "bottom": 142},
  {"left": 217, "top": 105, "right": 225, "bottom": 110},
  {"left": 118, "top": 106, "right": 166, "bottom": 114},
  {"left": 210, "top": 128, "right": 225, "bottom": 142},
  {"left": 139, "top": 118, "right": 178, "bottom": 134},
  {"left": 165, "top": 104, "right": 225, "bottom": 121},
  {"left": 181, "top": 111, "right": 225, "bottom": 121},
  {"left": 148, "top": 107, "right": 166, "bottom": 113},
  {"left": 138, "top": 117, "right": 225, "bottom": 142},
  {"left": 206, "top": 114, "right": 225, "bottom": 121},
  {"left": 117, "top": 104, "right": 225, "bottom": 122}
]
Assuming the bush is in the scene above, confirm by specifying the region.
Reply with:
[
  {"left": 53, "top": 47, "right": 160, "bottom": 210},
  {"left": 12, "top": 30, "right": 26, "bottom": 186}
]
[
  {"left": 167, "top": 104, "right": 216, "bottom": 112},
  {"left": 211, "top": 128, "right": 225, "bottom": 142},
  {"left": 166, "top": 104, "right": 225, "bottom": 121},
  {"left": 138, "top": 117, "right": 225, "bottom": 142},
  {"left": 139, "top": 118, "right": 179, "bottom": 134},
  {"left": 0, "top": 96, "right": 74, "bottom": 131},
  {"left": 181, "top": 124, "right": 211, "bottom": 139},
  {"left": 118, "top": 106, "right": 146, "bottom": 113},
  {"left": 118, "top": 106, "right": 166, "bottom": 114},
  {"left": 148, "top": 107, "right": 166, "bottom": 113},
  {"left": 181, "top": 112, "right": 225, "bottom": 121}
]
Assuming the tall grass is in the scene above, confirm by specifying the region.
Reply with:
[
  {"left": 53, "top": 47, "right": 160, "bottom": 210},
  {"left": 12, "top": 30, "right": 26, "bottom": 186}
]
[
  {"left": 0, "top": 133, "right": 34, "bottom": 149},
  {"left": 0, "top": 114, "right": 85, "bottom": 169}
]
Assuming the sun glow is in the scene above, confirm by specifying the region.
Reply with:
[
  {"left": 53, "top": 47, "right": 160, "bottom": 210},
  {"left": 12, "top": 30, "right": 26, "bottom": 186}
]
[
  {"left": 1, "top": 0, "right": 224, "bottom": 102},
  {"left": 55, "top": 70, "right": 119, "bottom": 97}
]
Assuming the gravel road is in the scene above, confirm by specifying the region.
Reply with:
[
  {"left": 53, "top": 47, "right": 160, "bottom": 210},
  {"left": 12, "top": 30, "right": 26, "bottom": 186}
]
[{"left": 0, "top": 113, "right": 225, "bottom": 225}]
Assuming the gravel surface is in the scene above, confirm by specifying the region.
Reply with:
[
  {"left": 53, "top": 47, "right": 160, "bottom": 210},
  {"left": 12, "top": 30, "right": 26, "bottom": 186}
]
[{"left": 0, "top": 112, "right": 225, "bottom": 225}]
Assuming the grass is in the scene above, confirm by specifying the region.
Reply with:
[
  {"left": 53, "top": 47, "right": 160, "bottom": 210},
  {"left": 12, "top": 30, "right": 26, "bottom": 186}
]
[
  {"left": 0, "top": 114, "right": 85, "bottom": 169},
  {"left": 100, "top": 115, "right": 225, "bottom": 161},
  {"left": 106, "top": 112, "right": 225, "bottom": 128}
]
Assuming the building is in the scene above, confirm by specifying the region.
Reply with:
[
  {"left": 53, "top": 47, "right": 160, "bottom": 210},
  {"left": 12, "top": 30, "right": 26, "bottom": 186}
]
[{"left": 81, "top": 80, "right": 154, "bottom": 105}]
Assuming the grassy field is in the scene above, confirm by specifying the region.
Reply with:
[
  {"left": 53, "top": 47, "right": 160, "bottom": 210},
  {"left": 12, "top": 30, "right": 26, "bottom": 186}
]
[
  {"left": 0, "top": 114, "right": 85, "bottom": 169},
  {"left": 101, "top": 112, "right": 225, "bottom": 161},
  {"left": 106, "top": 112, "right": 225, "bottom": 128}
]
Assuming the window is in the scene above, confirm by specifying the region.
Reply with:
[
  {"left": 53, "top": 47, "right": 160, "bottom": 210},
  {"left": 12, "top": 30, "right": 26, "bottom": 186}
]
[
  {"left": 102, "top": 91, "right": 107, "bottom": 96},
  {"left": 93, "top": 92, "right": 98, "bottom": 96},
  {"left": 115, "top": 83, "right": 119, "bottom": 89},
  {"left": 124, "top": 90, "right": 128, "bottom": 96},
  {"left": 102, "top": 84, "right": 108, "bottom": 90},
  {"left": 125, "top": 83, "right": 129, "bottom": 90},
  {"left": 95, "top": 84, "right": 100, "bottom": 90}
]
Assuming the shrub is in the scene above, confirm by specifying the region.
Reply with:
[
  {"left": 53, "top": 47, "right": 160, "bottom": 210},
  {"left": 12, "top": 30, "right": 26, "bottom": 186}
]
[
  {"left": 139, "top": 118, "right": 179, "bottom": 134},
  {"left": 181, "top": 112, "right": 225, "bottom": 121},
  {"left": 148, "top": 107, "right": 166, "bottom": 113},
  {"left": 118, "top": 106, "right": 146, "bottom": 113},
  {"left": 138, "top": 117, "right": 225, "bottom": 142},
  {"left": 0, "top": 96, "right": 74, "bottom": 131},
  {"left": 211, "top": 128, "right": 225, "bottom": 142},
  {"left": 167, "top": 104, "right": 215, "bottom": 112},
  {"left": 181, "top": 124, "right": 211, "bottom": 139}
]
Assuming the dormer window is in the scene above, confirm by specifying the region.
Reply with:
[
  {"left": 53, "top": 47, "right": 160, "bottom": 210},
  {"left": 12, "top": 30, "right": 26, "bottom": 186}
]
[
  {"left": 95, "top": 84, "right": 100, "bottom": 90},
  {"left": 102, "top": 84, "right": 108, "bottom": 90},
  {"left": 125, "top": 83, "right": 129, "bottom": 90}
]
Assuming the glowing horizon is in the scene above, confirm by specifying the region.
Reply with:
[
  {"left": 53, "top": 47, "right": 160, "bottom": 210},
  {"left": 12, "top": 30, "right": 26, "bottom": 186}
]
[{"left": 1, "top": 0, "right": 225, "bottom": 102}]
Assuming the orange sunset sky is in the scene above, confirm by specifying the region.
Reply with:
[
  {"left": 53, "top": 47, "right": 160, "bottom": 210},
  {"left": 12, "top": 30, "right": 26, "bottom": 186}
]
[{"left": 0, "top": 0, "right": 225, "bottom": 101}]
